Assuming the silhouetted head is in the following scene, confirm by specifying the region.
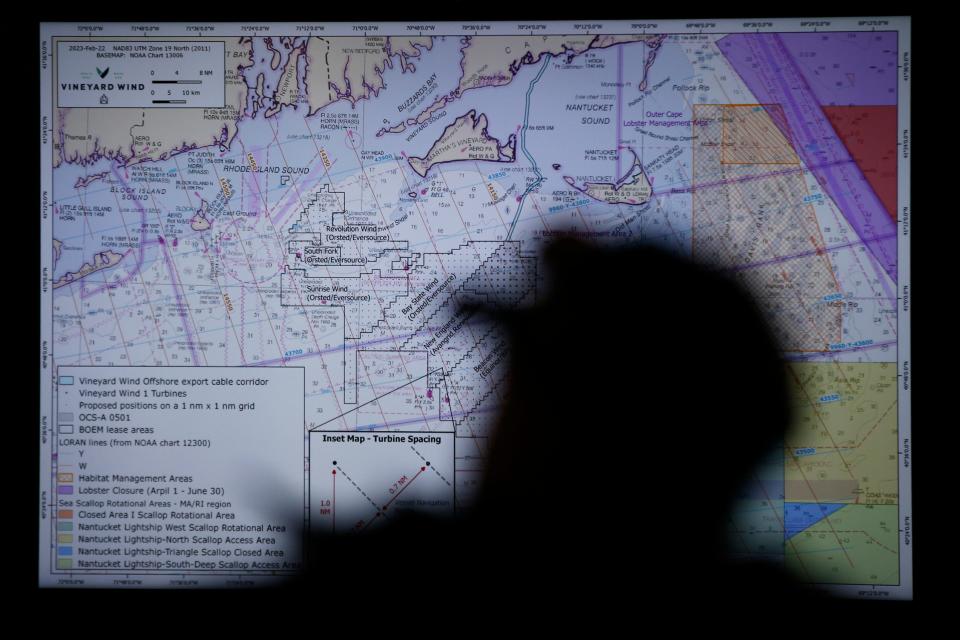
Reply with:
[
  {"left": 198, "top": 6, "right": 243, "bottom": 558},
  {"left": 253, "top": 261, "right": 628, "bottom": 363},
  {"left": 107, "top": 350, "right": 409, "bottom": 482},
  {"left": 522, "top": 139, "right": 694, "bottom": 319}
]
[{"left": 477, "top": 238, "right": 791, "bottom": 568}]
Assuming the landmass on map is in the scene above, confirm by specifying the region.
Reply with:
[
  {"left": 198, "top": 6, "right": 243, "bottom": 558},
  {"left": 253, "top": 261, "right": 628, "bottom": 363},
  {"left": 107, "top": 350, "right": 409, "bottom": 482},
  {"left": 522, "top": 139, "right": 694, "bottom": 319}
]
[
  {"left": 407, "top": 110, "right": 515, "bottom": 178},
  {"left": 190, "top": 200, "right": 212, "bottom": 231},
  {"left": 303, "top": 37, "right": 434, "bottom": 115},
  {"left": 563, "top": 148, "right": 652, "bottom": 205},
  {"left": 53, "top": 250, "right": 124, "bottom": 289},
  {"left": 377, "top": 34, "right": 663, "bottom": 137},
  {"left": 264, "top": 41, "right": 306, "bottom": 117},
  {"left": 74, "top": 171, "right": 109, "bottom": 189}
]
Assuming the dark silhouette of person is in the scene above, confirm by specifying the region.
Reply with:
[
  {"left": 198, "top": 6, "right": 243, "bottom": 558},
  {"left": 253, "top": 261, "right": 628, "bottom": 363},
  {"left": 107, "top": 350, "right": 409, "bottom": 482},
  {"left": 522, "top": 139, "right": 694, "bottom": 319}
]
[
  {"left": 290, "top": 237, "right": 840, "bottom": 612},
  {"left": 473, "top": 238, "right": 809, "bottom": 605}
]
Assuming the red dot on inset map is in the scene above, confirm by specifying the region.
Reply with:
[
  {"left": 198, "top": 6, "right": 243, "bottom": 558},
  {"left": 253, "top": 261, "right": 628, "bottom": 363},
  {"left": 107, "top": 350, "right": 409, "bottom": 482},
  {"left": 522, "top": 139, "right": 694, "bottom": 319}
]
[
  {"left": 331, "top": 470, "right": 336, "bottom": 475},
  {"left": 421, "top": 466, "right": 426, "bottom": 471}
]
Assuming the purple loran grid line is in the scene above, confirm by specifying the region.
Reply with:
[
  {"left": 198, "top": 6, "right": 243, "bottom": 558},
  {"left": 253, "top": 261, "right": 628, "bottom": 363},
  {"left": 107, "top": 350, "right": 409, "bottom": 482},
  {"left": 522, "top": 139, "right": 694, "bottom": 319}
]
[
  {"left": 658, "top": 158, "right": 853, "bottom": 197},
  {"left": 353, "top": 406, "right": 498, "bottom": 431},
  {"left": 159, "top": 239, "right": 202, "bottom": 366},
  {"left": 616, "top": 44, "right": 623, "bottom": 180},
  {"left": 716, "top": 33, "right": 898, "bottom": 283},
  {"left": 251, "top": 328, "right": 435, "bottom": 367},
  {"left": 727, "top": 231, "right": 897, "bottom": 276}
]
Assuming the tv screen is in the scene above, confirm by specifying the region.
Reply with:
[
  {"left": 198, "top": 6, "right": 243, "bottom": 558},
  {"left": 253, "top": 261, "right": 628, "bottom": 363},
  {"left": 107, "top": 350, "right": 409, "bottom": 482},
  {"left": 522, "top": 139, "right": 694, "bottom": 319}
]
[{"left": 39, "top": 17, "right": 912, "bottom": 598}]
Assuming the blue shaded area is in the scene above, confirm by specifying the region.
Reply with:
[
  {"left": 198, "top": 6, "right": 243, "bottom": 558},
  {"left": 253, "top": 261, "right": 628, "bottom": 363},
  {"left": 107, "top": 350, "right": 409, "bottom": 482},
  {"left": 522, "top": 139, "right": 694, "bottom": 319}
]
[{"left": 784, "top": 503, "right": 846, "bottom": 539}]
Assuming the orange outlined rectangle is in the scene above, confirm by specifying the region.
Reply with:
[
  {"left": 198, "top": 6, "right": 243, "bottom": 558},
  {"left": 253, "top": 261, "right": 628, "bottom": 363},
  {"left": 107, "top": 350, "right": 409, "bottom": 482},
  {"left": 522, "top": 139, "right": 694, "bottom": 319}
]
[{"left": 721, "top": 104, "right": 800, "bottom": 165}]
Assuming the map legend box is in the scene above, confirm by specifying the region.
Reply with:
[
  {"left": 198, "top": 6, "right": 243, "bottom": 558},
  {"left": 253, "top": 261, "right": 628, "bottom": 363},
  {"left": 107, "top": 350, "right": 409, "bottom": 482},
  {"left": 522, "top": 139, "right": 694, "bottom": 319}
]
[{"left": 43, "top": 366, "right": 306, "bottom": 585}]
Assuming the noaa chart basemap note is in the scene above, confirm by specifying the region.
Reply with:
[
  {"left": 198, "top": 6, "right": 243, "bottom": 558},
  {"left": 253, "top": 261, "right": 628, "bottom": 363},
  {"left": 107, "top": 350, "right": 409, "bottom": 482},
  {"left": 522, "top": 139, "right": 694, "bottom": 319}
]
[{"left": 39, "top": 18, "right": 912, "bottom": 597}]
